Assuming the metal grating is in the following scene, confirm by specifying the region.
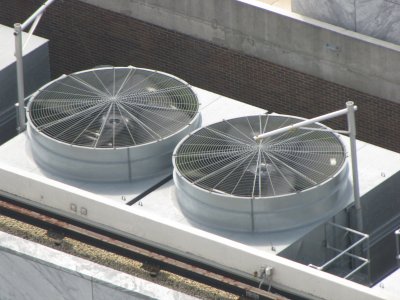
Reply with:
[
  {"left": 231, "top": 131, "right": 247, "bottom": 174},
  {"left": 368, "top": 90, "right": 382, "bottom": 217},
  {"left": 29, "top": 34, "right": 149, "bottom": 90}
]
[
  {"left": 174, "top": 115, "right": 346, "bottom": 198},
  {"left": 28, "top": 67, "right": 199, "bottom": 148}
]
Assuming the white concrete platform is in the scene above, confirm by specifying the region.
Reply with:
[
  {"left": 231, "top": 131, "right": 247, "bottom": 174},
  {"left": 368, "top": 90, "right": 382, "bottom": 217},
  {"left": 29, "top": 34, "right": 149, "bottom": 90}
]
[
  {"left": 258, "top": 0, "right": 291, "bottom": 11},
  {"left": 1, "top": 87, "right": 399, "bottom": 254},
  {"left": 0, "top": 24, "right": 47, "bottom": 70},
  {"left": 0, "top": 87, "right": 264, "bottom": 205},
  {"left": 373, "top": 268, "right": 400, "bottom": 297},
  {"left": 0, "top": 87, "right": 398, "bottom": 300}
]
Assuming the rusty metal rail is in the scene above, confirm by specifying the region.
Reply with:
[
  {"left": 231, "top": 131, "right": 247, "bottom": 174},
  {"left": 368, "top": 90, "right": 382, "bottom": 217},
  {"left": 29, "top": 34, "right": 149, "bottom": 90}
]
[{"left": 0, "top": 198, "right": 290, "bottom": 300}]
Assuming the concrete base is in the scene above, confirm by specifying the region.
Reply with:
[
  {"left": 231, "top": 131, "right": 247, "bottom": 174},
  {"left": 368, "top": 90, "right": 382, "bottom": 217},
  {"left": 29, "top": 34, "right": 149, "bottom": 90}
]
[{"left": 0, "top": 87, "right": 398, "bottom": 299}]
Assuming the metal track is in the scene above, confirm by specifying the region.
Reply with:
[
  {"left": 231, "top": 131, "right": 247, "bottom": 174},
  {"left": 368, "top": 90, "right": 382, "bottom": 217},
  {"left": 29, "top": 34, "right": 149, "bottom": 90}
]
[{"left": 0, "top": 198, "right": 290, "bottom": 300}]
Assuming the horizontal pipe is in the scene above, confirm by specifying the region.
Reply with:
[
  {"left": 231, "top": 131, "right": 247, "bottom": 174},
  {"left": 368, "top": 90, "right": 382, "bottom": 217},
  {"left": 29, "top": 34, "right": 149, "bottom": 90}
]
[
  {"left": 254, "top": 106, "right": 357, "bottom": 141},
  {"left": 328, "top": 222, "right": 369, "bottom": 238},
  {"left": 319, "top": 236, "right": 367, "bottom": 270}
]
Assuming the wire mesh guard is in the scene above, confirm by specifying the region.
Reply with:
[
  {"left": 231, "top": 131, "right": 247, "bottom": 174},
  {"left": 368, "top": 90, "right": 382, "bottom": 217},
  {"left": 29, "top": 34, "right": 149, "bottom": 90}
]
[
  {"left": 174, "top": 115, "right": 347, "bottom": 198},
  {"left": 28, "top": 67, "right": 199, "bottom": 148}
]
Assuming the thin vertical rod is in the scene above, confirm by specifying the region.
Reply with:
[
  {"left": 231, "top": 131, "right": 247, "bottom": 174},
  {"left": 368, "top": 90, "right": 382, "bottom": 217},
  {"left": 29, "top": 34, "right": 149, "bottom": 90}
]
[
  {"left": 395, "top": 229, "right": 400, "bottom": 267},
  {"left": 347, "top": 101, "right": 363, "bottom": 232},
  {"left": 14, "top": 23, "right": 26, "bottom": 132},
  {"left": 14, "top": 0, "right": 58, "bottom": 132}
]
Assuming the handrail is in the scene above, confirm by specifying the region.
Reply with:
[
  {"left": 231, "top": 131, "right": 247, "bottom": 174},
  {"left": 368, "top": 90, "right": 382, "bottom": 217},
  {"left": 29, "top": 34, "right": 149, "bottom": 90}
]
[{"left": 309, "top": 222, "right": 370, "bottom": 282}]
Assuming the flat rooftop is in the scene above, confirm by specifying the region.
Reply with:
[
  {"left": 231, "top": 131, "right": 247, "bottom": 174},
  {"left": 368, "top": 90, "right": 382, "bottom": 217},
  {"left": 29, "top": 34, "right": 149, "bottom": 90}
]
[{"left": 1, "top": 86, "right": 399, "bottom": 255}]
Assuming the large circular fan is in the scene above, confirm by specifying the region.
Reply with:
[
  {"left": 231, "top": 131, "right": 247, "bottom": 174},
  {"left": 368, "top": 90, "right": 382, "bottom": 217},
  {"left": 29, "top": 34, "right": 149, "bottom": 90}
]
[
  {"left": 28, "top": 67, "right": 199, "bottom": 148},
  {"left": 173, "top": 114, "right": 350, "bottom": 232},
  {"left": 174, "top": 114, "right": 346, "bottom": 198},
  {"left": 27, "top": 67, "right": 201, "bottom": 182}
]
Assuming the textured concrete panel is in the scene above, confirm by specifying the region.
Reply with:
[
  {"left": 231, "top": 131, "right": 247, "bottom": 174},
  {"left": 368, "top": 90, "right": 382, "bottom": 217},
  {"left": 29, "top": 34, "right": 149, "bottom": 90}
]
[
  {"left": 0, "top": 250, "right": 93, "bottom": 300},
  {"left": 356, "top": 0, "right": 400, "bottom": 45},
  {"left": 0, "top": 232, "right": 198, "bottom": 300},
  {"left": 292, "top": 0, "right": 356, "bottom": 30}
]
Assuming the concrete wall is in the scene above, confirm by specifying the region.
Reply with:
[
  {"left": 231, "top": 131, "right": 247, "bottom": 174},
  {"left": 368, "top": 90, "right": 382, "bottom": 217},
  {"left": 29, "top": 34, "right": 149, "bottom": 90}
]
[
  {"left": 1, "top": 0, "right": 400, "bottom": 153},
  {"left": 0, "top": 232, "right": 196, "bottom": 300},
  {"left": 81, "top": 0, "right": 400, "bottom": 104},
  {"left": 292, "top": 0, "right": 400, "bottom": 45}
]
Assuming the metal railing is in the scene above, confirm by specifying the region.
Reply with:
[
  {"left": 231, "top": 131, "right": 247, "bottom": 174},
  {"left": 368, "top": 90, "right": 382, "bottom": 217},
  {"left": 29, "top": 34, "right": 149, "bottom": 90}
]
[{"left": 309, "top": 222, "right": 370, "bottom": 282}]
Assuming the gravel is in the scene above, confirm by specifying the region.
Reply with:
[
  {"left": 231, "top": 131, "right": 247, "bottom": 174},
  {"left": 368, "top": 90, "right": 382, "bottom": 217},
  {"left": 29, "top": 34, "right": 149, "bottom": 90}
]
[{"left": 0, "top": 214, "right": 238, "bottom": 300}]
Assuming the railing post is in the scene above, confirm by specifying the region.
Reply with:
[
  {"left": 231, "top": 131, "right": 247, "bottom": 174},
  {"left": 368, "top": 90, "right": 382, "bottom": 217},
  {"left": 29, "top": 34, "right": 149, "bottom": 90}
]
[
  {"left": 346, "top": 101, "right": 363, "bottom": 232},
  {"left": 395, "top": 229, "right": 400, "bottom": 267},
  {"left": 14, "top": 0, "right": 58, "bottom": 132},
  {"left": 14, "top": 23, "right": 26, "bottom": 132}
]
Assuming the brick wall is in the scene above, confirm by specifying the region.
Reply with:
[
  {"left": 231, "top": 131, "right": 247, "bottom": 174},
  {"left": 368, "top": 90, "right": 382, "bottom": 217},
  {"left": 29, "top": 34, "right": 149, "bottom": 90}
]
[{"left": 2, "top": 0, "right": 399, "bottom": 152}]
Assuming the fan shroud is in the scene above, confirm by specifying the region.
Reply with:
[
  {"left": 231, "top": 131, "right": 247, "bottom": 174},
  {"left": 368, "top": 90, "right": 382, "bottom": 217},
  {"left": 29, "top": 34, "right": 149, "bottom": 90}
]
[
  {"left": 27, "top": 66, "right": 201, "bottom": 182},
  {"left": 173, "top": 114, "right": 350, "bottom": 232}
]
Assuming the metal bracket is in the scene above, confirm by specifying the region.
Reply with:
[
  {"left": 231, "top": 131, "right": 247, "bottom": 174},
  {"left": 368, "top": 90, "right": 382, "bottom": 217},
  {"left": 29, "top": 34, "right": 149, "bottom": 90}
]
[{"left": 258, "top": 266, "right": 274, "bottom": 291}]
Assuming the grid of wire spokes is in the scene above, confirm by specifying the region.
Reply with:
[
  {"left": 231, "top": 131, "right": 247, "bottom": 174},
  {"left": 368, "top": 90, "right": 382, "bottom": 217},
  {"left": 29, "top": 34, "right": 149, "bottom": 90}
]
[
  {"left": 174, "top": 115, "right": 347, "bottom": 198},
  {"left": 28, "top": 67, "right": 199, "bottom": 148}
]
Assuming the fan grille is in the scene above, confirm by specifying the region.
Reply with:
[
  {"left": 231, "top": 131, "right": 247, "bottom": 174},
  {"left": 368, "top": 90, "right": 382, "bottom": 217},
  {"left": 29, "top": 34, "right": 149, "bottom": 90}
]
[
  {"left": 174, "top": 115, "right": 346, "bottom": 198},
  {"left": 28, "top": 67, "right": 199, "bottom": 148}
]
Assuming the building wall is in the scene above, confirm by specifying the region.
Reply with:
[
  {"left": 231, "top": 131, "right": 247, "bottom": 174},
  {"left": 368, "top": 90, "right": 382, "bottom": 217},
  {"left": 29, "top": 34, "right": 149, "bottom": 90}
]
[
  {"left": 0, "top": 232, "right": 195, "bottom": 300},
  {"left": 1, "top": 0, "right": 399, "bottom": 152},
  {"left": 78, "top": 0, "right": 400, "bottom": 104},
  {"left": 292, "top": 0, "right": 400, "bottom": 45}
]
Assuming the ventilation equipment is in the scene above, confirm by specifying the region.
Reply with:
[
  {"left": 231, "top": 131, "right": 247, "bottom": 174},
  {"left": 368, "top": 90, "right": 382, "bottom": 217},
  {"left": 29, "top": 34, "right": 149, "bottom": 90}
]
[
  {"left": 173, "top": 114, "right": 350, "bottom": 232},
  {"left": 27, "top": 66, "right": 201, "bottom": 181}
]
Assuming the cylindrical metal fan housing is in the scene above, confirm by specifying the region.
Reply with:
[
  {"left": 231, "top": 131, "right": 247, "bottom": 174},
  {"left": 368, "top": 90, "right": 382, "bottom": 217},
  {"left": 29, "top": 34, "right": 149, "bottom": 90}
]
[
  {"left": 173, "top": 114, "right": 350, "bottom": 232},
  {"left": 27, "top": 67, "right": 201, "bottom": 182}
]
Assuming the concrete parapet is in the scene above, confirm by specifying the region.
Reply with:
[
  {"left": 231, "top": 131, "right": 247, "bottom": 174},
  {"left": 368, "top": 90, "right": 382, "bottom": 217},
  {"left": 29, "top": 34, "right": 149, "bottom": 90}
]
[{"left": 80, "top": 0, "right": 400, "bottom": 103}]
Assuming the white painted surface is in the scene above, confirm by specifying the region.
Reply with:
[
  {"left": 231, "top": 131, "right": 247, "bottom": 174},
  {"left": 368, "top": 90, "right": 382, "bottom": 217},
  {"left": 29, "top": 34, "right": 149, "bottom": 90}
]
[
  {"left": 0, "top": 24, "right": 47, "bottom": 70},
  {"left": 0, "top": 87, "right": 399, "bottom": 298},
  {"left": 373, "top": 268, "right": 400, "bottom": 296}
]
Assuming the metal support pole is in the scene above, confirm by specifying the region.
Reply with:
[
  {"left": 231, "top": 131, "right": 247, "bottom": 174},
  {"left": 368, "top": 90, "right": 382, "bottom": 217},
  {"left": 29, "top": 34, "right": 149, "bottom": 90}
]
[
  {"left": 13, "top": 0, "right": 58, "bottom": 132},
  {"left": 14, "top": 23, "right": 26, "bottom": 132},
  {"left": 254, "top": 102, "right": 364, "bottom": 232},
  {"left": 347, "top": 101, "right": 363, "bottom": 232},
  {"left": 395, "top": 229, "right": 400, "bottom": 267}
]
